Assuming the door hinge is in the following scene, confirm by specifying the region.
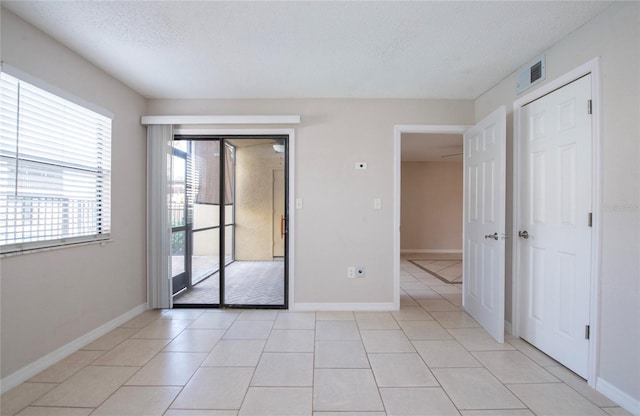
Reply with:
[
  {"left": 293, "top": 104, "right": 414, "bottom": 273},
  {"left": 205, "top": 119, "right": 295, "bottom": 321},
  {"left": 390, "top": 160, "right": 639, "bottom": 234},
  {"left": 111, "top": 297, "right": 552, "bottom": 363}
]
[
  {"left": 588, "top": 99, "right": 593, "bottom": 115},
  {"left": 588, "top": 212, "right": 593, "bottom": 227},
  {"left": 585, "top": 324, "right": 590, "bottom": 340}
]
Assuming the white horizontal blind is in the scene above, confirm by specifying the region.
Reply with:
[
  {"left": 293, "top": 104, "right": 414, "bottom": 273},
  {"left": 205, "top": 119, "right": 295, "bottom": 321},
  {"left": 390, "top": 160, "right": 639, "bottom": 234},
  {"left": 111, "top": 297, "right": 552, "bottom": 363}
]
[{"left": 0, "top": 72, "right": 112, "bottom": 253}]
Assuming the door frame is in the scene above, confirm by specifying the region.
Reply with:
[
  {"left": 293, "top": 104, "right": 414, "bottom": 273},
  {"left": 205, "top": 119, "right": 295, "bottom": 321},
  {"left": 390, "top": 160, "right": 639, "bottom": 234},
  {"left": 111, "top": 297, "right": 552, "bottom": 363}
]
[
  {"left": 393, "top": 125, "right": 471, "bottom": 309},
  {"left": 512, "top": 57, "right": 602, "bottom": 386},
  {"left": 172, "top": 127, "right": 296, "bottom": 309}
]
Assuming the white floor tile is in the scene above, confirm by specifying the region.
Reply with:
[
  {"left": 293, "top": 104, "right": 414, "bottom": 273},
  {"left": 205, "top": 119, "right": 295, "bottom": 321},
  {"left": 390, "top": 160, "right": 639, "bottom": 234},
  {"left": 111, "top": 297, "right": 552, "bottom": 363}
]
[
  {"left": 81, "top": 327, "right": 139, "bottom": 351},
  {"left": 264, "top": 329, "right": 315, "bottom": 352},
  {"left": 429, "top": 311, "right": 479, "bottom": 328},
  {"left": 508, "top": 383, "right": 608, "bottom": 415},
  {"left": 380, "top": 387, "right": 460, "bottom": 416},
  {"left": 239, "top": 387, "right": 312, "bottom": 416},
  {"left": 251, "top": 353, "right": 313, "bottom": 386},
  {"left": 92, "top": 339, "right": 170, "bottom": 366},
  {"left": 274, "top": 312, "right": 316, "bottom": 329},
  {"left": 91, "top": 385, "right": 181, "bottom": 415},
  {"left": 28, "top": 350, "right": 104, "bottom": 383},
  {"left": 125, "top": 352, "right": 206, "bottom": 386},
  {"left": 163, "top": 329, "right": 225, "bottom": 352},
  {"left": 369, "top": 353, "right": 438, "bottom": 387},
  {"left": 471, "top": 350, "right": 559, "bottom": 384},
  {"left": 448, "top": 328, "right": 515, "bottom": 351},
  {"left": 171, "top": 367, "right": 254, "bottom": 410},
  {"left": 413, "top": 340, "right": 481, "bottom": 368},
  {"left": 15, "top": 407, "right": 93, "bottom": 416},
  {"left": 201, "top": 340, "right": 265, "bottom": 367},
  {"left": 315, "top": 340, "right": 369, "bottom": 368},
  {"left": 433, "top": 367, "right": 525, "bottom": 410},
  {"left": 1, "top": 383, "right": 57, "bottom": 416},
  {"left": 360, "top": 330, "right": 414, "bottom": 353},
  {"left": 354, "top": 312, "right": 400, "bottom": 329},
  {"left": 188, "top": 313, "right": 238, "bottom": 330},
  {"left": 223, "top": 321, "right": 274, "bottom": 340},
  {"left": 33, "top": 366, "right": 138, "bottom": 408},
  {"left": 316, "top": 321, "right": 360, "bottom": 341},
  {"left": 398, "top": 320, "right": 452, "bottom": 340},
  {"left": 313, "top": 369, "right": 384, "bottom": 412}
]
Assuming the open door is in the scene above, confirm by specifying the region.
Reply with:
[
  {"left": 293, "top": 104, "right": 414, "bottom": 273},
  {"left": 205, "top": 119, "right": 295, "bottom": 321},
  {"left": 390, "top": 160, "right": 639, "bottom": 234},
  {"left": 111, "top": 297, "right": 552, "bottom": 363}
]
[{"left": 462, "top": 106, "right": 507, "bottom": 343}]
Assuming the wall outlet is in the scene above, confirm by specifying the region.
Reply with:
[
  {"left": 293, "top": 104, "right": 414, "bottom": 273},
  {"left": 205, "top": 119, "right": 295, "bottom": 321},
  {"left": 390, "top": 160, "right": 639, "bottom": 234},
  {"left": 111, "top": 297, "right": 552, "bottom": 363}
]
[
  {"left": 347, "top": 267, "right": 355, "bottom": 278},
  {"left": 355, "top": 266, "right": 365, "bottom": 278}
]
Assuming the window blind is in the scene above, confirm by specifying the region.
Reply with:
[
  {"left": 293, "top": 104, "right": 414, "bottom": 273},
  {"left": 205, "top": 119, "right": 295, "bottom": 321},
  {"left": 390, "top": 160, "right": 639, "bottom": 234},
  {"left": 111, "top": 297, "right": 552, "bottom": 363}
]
[{"left": 0, "top": 72, "right": 112, "bottom": 253}]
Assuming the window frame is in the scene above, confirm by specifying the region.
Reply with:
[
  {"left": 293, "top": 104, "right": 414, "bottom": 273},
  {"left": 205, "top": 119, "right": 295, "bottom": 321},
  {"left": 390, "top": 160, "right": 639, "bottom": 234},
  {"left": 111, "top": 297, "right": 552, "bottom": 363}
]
[{"left": 0, "top": 66, "right": 113, "bottom": 255}]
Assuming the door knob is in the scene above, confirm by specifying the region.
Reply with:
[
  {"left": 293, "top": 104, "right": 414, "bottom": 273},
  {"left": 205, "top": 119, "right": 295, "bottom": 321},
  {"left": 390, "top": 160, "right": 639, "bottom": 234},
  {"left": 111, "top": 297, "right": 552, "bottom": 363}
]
[
  {"left": 518, "top": 230, "right": 529, "bottom": 239},
  {"left": 484, "top": 232, "right": 499, "bottom": 240}
]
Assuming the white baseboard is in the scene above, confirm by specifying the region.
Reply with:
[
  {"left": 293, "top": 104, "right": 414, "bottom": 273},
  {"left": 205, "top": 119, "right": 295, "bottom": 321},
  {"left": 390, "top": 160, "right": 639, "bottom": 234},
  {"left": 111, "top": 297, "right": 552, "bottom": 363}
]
[
  {"left": 596, "top": 377, "right": 640, "bottom": 415},
  {"left": 290, "top": 302, "right": 397, "bottom": 311},
  {"left": 0, "top": 303, "right": 147, "bottom": 394},
  {"left": 401, "top": 249, "right": 463, "bottom": 254}
]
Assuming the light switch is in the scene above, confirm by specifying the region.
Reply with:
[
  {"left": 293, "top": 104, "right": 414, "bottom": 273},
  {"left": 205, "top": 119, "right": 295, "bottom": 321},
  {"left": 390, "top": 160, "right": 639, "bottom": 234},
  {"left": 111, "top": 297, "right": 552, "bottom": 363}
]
[
  {"left": 373, "top": 198, "right": 381, "bottom": 210},
  {"left": 296, "top": 198, "right": 303, "bottom": 209}
]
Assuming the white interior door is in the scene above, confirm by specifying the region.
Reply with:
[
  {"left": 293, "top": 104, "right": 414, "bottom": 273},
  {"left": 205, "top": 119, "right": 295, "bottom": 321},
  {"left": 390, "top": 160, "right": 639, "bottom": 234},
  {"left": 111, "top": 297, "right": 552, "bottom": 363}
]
[
  {"left": 518, "top": 75, "right": 592, "bottom": 378},
  {"left": 463, "top": 106, "right": 507, "bottom": 343}
]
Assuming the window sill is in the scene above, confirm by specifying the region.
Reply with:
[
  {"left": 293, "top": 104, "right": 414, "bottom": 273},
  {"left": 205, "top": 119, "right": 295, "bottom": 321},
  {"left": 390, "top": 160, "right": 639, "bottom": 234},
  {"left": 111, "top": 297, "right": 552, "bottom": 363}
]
[{"left": 0, "top": 238, "right": 113, "bottom": 259}]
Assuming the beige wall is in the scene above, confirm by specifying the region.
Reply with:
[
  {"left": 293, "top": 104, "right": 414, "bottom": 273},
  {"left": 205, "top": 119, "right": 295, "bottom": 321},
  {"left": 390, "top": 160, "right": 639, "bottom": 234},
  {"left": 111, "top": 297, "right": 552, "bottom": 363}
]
[
  {"left": 235, "top": 143, "right": 284, "bottom": 260},
  {"left": 401, "top": 162, "right": 462, "bottom": 252},
  {"left": 0, "top": 9, "right": 148, "bottom": 379},
  {"left": 148, "top": 99, "right": 475, "bottom": 304},
  {"left": 476, "top": 2, "right": 639, "bottom": 405}
]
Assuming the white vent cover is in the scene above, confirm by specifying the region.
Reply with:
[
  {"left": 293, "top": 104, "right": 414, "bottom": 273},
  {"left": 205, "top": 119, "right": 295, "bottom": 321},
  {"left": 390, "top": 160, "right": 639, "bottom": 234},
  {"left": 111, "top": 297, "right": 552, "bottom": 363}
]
[{"left": 516, "top": 55, "right": 546, "bottom": 94}]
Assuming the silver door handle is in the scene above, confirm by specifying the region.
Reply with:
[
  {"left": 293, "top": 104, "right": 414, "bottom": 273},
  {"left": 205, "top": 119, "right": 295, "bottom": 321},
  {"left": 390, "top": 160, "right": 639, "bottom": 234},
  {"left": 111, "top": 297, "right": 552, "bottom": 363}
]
[
  {"left": 484, "top": 232, "right": 499, "bottom": 240},
  {"left": 518, "top": 230, "right": 529, "bottom": 239}
]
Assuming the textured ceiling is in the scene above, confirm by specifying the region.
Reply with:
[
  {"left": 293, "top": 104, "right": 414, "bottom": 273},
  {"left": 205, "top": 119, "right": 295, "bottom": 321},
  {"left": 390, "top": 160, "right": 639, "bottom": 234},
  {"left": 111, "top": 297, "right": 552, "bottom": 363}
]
[{"left": 3, "top": 1, "right": 611, "bottom": 100}]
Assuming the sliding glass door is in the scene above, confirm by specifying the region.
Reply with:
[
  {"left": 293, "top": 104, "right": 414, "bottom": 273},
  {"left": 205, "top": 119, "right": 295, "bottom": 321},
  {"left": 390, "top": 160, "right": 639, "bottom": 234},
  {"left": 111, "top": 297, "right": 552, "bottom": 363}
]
[{"left": 171, "top": 136, "right": 287, "bottom": 309}]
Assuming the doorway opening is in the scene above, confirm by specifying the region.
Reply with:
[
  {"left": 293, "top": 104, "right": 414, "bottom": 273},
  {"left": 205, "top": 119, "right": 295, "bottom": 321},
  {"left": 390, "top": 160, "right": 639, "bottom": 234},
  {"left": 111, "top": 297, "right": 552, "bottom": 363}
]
[
  {"left": 170, "top": 135, "right": 289, "bottom": 309},
  {"left": 393, "top": 125, "right": 469, "bottom": 308},
  {"left": 400, "top": 132, "right": 464, "bottom": 289}
]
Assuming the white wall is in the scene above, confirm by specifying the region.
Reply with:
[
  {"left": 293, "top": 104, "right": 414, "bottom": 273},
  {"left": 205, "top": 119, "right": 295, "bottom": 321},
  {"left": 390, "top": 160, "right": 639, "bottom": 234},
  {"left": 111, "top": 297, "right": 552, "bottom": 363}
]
[
  {"left": 0, "top": 9, "right": 148, "bottom": 379},
  {"left": 148, "top": 99, "right": 475, "bottom": 305},
  {"left": 401, "top": 161, "right": 463, "bottom": 252},
  {"left": 476, "top": 2, "right": 640, "bottom": 408}
]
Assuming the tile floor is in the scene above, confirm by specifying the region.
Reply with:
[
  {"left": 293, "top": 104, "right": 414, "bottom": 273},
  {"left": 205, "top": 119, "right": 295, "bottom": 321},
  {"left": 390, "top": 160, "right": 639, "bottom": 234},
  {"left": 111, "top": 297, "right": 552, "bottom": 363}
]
[
  {"left": 173, "top": 261, "right": 285, "bottom": 306},
  {"left": 1, "top": 257, "right": 632, "bottom": 416}
]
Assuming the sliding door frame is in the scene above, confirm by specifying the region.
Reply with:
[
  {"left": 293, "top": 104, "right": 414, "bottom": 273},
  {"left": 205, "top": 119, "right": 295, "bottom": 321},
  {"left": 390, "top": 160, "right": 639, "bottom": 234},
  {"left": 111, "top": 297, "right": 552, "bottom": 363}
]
[{"left": 172, "top": 128, "right": 295, "bottom": 309}]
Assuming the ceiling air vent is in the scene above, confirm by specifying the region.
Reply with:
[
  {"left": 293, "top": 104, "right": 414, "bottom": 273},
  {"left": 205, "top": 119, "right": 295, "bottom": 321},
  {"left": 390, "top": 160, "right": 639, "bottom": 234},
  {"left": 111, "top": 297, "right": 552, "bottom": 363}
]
[{"left": 517, "top": 55, "right": 546, "bottom": 94}]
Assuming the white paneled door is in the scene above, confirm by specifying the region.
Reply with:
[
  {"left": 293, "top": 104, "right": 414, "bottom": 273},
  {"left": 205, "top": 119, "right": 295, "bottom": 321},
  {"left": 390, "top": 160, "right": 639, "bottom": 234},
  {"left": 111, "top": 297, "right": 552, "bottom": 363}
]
[
  {"left": 463, "top": 106, "right": 507, "bottom": 343},
  {"left": 518, "top": 75, "right": 592, "bottom": 378}
]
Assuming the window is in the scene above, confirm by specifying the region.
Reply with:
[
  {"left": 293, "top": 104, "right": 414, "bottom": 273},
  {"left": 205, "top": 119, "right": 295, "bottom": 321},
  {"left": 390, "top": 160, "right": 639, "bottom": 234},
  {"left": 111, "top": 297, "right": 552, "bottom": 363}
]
[{"left": 0, "top": 71, "right": 112, "bottom": 254}]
